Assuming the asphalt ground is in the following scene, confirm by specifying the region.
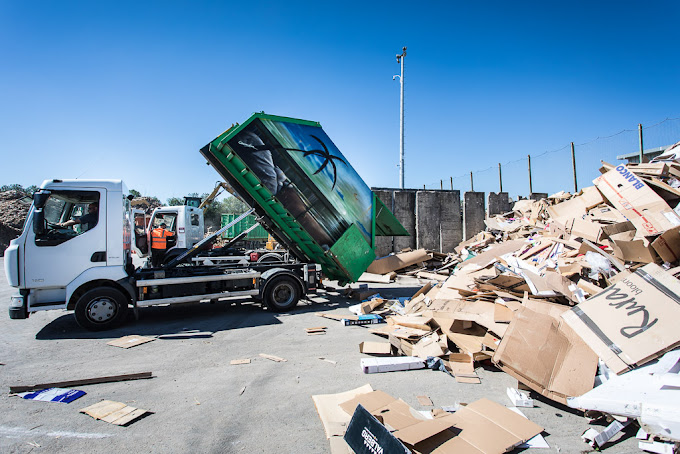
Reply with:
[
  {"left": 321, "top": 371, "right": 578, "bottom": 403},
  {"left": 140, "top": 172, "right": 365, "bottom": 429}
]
[{"left": 0, "top": 258, "right": 640, "bottom": 453}]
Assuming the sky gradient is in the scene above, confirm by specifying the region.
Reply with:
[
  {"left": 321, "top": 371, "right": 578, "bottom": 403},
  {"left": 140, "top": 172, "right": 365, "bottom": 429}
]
[{"left": 2, "top": 1, "right": 679, "bottom": 201}]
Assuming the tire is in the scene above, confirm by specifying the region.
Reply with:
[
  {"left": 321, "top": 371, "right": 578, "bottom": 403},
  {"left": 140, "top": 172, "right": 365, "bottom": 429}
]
[
  {"left": 263, "top": 275, "right": 300, "bottom": 312},
  {"left": 74, "top": 287, "right": 129, "bottom": 331}
]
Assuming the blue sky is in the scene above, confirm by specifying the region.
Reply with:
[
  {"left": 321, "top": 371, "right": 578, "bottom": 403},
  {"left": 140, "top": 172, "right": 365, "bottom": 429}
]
[{"left": 2, "top": 1, "right": 679, "bottom": 202}]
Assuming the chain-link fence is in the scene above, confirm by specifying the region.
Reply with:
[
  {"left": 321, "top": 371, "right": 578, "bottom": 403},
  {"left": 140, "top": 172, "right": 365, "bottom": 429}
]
[{"left": 421, "top": 118, "right": 680, "bottom": 200}]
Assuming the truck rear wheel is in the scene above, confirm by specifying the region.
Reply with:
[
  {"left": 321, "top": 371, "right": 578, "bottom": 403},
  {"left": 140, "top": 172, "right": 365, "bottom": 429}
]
[
  {"left": 74, "top": 287, "right": 129, "bottom": 331},
  {"left": 264, "top": 276, "right": 300, "bottom": 312}
]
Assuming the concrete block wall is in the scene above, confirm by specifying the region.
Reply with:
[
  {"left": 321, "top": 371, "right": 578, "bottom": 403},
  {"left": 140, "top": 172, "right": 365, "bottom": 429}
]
[
  {"left": 371, "top": 188, "right": 539, "bottom": 253},
  {"left": 488, "top": 192, "right": 512, "bottom": 216}
]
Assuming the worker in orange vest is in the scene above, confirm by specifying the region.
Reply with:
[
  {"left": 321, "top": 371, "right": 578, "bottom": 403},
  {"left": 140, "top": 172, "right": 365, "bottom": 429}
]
[{"left": 150, "top": 222, "right": 175, "bottom": 267}]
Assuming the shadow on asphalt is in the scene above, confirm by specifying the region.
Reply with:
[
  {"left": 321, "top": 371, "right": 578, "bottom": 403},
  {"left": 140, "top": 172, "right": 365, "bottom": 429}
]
[{"left": 34, "top": 285, "right": 421, "bottom": 340}]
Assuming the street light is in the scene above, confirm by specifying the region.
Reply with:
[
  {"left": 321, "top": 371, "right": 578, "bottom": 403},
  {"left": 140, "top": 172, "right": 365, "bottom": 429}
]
[{"left": 393, "top": 46, "right": 407, "bottom": 189}]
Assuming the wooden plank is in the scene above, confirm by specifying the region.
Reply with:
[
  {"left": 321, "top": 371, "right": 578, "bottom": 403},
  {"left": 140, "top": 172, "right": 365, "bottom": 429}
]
[
  {"left": 111, "top": 408, "right": 148, "bottom": 426},
  {"left": 80, "top": 400, "right": 126, "bottom": 419},
  {"left": 101, "top": 406, "right": 137, "bottom": 424},
  {"left": 10, "top": 372, "right": 154, "bottom": 393}
]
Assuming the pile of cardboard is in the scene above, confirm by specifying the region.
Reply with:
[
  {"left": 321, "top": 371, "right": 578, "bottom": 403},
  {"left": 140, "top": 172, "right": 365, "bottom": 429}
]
[{"left": 355, "top": 159, "right": 680, "bottom": 452}]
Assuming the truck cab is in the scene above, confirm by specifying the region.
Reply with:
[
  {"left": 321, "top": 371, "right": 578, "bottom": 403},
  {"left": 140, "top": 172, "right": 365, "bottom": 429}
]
[{"left": 5, "top": 179, "right": 133, "bottom": 321}]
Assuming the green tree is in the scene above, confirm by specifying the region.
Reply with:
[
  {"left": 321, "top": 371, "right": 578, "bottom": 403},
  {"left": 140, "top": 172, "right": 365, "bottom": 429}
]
[
  {"left": 222, "top": 195, "right": 249, "bottom": 214},
  {"left": 166, "top": 197, "right": 183, "bottom": 206},
  {"left": 129, "top": 189, "right": 142, "bottom": 198}
]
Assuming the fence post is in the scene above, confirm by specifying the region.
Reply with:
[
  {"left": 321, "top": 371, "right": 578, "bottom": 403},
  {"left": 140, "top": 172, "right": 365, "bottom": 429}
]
[
  {"left": 470, "top": 172, "right": 474, "bottom": 192},
  {"left": 450, "top": 176, "right": 453, "bottom": 190},
  {"left": 527, "top": 154, "right": 533, "bottom": 194},
  {"left": 638, "top": 123, "right": 644, "bottom": 163},
  {"left": 571, "top": 142, "right": 578, "bottom": 193},
  {"left": 440, "top": 180, "right": 443, "bottom": 190},
  {"left": 498, "top": 163, "right": 503, "bottom": 192}
]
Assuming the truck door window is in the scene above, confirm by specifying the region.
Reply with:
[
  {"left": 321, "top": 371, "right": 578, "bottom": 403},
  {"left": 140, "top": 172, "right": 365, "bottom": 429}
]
[
  {"left": 152, "top": 213, "right": 177, "bottom": 232},
  {"left": 35, "top": 191, "right": 100, "bottom": 246},
  {"left": 191, "top": 214, "right": 200, "bottom": 226}
]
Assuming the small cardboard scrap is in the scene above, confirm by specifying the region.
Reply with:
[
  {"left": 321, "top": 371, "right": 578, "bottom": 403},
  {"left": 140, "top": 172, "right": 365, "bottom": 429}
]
[
  {"left": 80, "top": 400, "right": 149, "bottom": 426},
  {"left": 367, "top": 249, "right": 433, "bottom": 275},
  {"left": 493, "top": 301, "right": 598, "bottom": 404},
  {"left": 594, "top": 165, "right": 680, "bottom": 236},
  {"left": 311, "top": 384, "right": 374, "bottom": 438},
  {"left": 416, "top": 395, "right": 433, "bottom": 406},
  {"left": 107, "top": 335, "right": 155, "bottom": 349},
  {"left": 562, "top": 263, "right": 680, "bottom": 374},
  {"left": 306, "top": 326, "right": 327, "bottom": 335},
  {"left": 18, "top": 388, "right": 85, "bottom": 403},
  {"left": 446, "top": 353, "right": 480, "bottom": 384},
  {"left": 259, "top": 353, "right": 287, "bottom": 362},
  {"left": 359, "top": 341, "right": 392, "bottom": 356},
  {"left": 361, "top": 356, "right": 425, "bottom": 374},
  {"left": 230, "top": 359, "right": 251, "bottom": 365}
]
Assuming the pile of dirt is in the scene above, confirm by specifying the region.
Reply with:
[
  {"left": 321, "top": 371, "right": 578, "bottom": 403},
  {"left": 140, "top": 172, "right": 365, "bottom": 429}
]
[
  {"left": 0, "top": 190, "right": 31, "bottom": 254},
  {"left": 131, "top": 197, "right": 162, "bottom": 215}
]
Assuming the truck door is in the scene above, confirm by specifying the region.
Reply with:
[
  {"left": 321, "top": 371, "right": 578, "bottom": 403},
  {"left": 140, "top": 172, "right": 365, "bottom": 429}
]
[{"left": 23, "top": 189, "right": 107, "bottom": 290}]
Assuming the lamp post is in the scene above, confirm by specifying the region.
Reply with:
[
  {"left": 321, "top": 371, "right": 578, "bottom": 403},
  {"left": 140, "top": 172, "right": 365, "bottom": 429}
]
[{"left": 394, "top": 46, "right": 407, "bottom": 189}]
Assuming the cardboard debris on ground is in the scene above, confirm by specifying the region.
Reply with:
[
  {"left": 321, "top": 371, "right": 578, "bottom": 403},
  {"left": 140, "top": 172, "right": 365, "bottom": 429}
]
[
  {"left": 306, "top": 326, "right": 327, "bottom": 335},
  {"left": 320, "top": 156, "right": 680, "bottom": 452},
  {"left": 80, "top": 400, "right": 150, "bottom": 426},
  {"left": 107, "top": 335, "right": 155, "bottom": 349},
  {"left": 358, "top": 341, "right": 392, "bottom": 355},
  {"left": 258, "top": 353, "right": 287, "bottom": 362},
  {"left": 230, "top": 359, "right": 251, "bottom": 365}
]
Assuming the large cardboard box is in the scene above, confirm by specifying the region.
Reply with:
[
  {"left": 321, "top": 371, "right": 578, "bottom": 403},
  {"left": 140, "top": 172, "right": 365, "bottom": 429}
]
[
  {"left": 492, "top": 301, "right": 598, "bottom": 404},
  {"left": 562, "top": 263, "right": 680, "bottom": 374},
  {"left": 652, "top": 225, "right": 680, "bottom": 263},
  {"left": 594, "top": 165, "right": 680, "bottom": 236}
]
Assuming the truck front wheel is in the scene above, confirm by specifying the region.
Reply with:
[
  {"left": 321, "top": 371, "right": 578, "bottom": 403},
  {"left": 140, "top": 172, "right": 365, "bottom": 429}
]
[
  {"left": 74, "top": 287, "right": 129, "bottom": 331},
  {"left": 264, "top": 276, "right": 300, "bottom": 312}
]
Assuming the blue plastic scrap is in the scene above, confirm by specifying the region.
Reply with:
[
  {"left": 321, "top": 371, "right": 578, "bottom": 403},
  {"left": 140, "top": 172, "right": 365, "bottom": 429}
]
[{"left": 18, "top": 388, "right": 86, "bottom": 403}]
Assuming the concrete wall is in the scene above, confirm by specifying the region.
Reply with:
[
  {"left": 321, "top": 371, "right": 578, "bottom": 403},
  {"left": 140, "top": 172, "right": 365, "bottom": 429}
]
[
  {"left": 463, "top": 192, "right": 485, "bottom": 240},
  {"left": 488, "top": 192, "right": 512, "bottom": 216},
  {"left": 370, "top": 188, "right": 539, "bottom": 253}
]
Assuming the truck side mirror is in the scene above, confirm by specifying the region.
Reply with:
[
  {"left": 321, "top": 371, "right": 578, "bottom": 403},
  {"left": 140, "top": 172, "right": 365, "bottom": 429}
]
[
  {"left": 33, "top": 190, "right": 51, "bottom": 209},
  {"left": 33, "top": 208, "right": 45, "bottom": 235}
]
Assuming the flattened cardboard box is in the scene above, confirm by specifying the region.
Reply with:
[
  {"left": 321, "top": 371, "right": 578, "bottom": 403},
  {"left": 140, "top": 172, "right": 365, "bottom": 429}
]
[
  {"left": 652, "top": 225, "right": 680, "bottom": 263},
  {"left": 367, "top": 249, "right": 433, "bottom": 275},
  {"left": 561, "top": 263, "right": 680, "bottom": 374},
  {"left": 493, "top": 301, "right": 598, "bottom": 404},
  {"left": 594, "top": 165, "right": 680, "bottom": 236}
]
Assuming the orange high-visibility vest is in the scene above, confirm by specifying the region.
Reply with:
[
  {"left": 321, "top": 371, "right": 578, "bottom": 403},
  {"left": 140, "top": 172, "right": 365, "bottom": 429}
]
[{"left": 150, "top": 228, "right": 174, "bottom": 250}]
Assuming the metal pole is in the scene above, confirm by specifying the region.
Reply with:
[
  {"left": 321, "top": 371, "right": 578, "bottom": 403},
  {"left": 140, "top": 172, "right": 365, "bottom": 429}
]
[
  {"left": 450, "top": 176, "right": 453, "bottom": 190},
  {"left": 571, "top": 142, "right": 578, "bottom": 193},
  {"left": 498, "top": 163, "right": 503, "bottom": 193},
  {"left": 440, "top": 180, "right": 443, "bottom": 190},
  {"left": 395, "top": 47, "right": 407, "bottom": 189},
  {"left": 638, "top": 123, "right": 644, "bottom": 163},
  {"left": 470, "top": 172, "right": 474, "bottom": 192},
  {"left": 527, "top": 154, "right": 533, "bottom": 195}
]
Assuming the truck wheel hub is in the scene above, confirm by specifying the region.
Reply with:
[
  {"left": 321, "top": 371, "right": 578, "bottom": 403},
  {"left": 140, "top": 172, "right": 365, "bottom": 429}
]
[
  {"left": 88, "top": 299, "right": 115, "bottom": 322},
  {"left": 273, "top": 284, "right": 293, "bottom": 304}
]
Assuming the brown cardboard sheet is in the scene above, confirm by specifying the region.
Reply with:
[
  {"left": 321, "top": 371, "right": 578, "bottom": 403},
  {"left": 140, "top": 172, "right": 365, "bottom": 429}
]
[
  {"left": 493, "top": 301, "right": 598, "bottom": 404},
  {"left": 368, "top": 249, "right": 433, "bottom": 274},
  {"left": 561, "top": 263, "right": 680, "bottom": 374},
  {"left": 312, "top": 384, "right": 374, "bottom": 438}
]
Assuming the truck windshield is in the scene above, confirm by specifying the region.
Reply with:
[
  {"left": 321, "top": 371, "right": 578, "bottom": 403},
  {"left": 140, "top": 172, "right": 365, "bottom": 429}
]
[{"left": 36, "top": 191, "right": 101, "bottom": 246}]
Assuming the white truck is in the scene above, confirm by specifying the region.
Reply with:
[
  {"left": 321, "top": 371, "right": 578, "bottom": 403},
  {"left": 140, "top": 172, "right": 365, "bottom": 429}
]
[{"left": 4, "top": 179, "right": 320, "bottom": 330}]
